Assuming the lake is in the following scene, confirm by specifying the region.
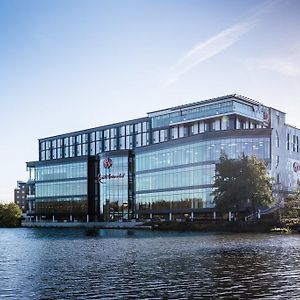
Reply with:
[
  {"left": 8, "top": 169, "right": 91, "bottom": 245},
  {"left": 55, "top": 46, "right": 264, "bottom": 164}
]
[{"left": 1, "top": 228, "right": 300, "bottom": 299}]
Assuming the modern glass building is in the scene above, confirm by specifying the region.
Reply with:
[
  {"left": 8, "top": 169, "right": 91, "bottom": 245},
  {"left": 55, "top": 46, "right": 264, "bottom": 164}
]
[{"left": 26, "top": 94, "right": 300, "bottom": 221}]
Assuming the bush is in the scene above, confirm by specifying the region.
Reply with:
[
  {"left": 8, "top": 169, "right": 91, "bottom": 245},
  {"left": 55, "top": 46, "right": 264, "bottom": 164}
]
[{"left": 0, "top": 203, "right": 22, "bottom": 227}]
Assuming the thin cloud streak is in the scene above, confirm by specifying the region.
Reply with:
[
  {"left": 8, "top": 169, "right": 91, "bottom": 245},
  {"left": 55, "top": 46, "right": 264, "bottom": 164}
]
[
  {"left": 246, "top": 56, "right": 300, "bottom": 77},
  {"left": 165, "top": 21, "right": 255, "bottom": 86},
  {"left": 164, "top": 0, "right": 280, "bottom": 86}
]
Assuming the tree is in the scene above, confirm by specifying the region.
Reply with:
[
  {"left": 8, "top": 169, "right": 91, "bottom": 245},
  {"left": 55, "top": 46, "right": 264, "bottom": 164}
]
[
  {"left": 283, "top": 190, "right": 300, "bottom": 218},
  {"left": 0, "top": 203, "right": 22, "bottom": 227},
  {"left": 212, "top": 153, "right": 274, "bottom": 216}
]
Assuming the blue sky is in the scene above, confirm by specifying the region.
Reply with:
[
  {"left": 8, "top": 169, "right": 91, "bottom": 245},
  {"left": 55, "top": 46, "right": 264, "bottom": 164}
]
[{"left": 0, "top": 0, "right": 300, "bottom": 202}]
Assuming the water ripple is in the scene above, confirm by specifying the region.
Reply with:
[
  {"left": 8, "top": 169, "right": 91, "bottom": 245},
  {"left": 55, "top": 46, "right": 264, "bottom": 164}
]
[{"left": 1, "top": 229, "right": 300, "bottom": 299}]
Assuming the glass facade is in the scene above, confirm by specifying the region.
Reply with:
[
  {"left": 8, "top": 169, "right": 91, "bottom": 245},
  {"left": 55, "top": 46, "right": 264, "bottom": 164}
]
[
  {"left": 99, "top": 154, "right": 133, "bottom": 220},
  {"left": 30, "top": 94, "right": 295, "bottom": 221},
  {"left": 39, "top": 120, "right": 150, "bottom": 161},
  {"left": 151, "top": 100, "right": 263, "bottom": 129},
  {"left": 35, "top": 162, "right": 88, "bottom": 218},
  {"left": 136, "top": 137, "right": 270, "bottom": 172},
  {"left": 137, "top": 188, "right": 213, "bottom": 210},
  {"left": 135, "top": 136, "right": 270, "bottom": 213}
]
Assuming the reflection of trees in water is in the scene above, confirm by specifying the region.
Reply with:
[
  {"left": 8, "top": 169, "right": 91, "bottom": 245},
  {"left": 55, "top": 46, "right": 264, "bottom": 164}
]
[
  {"left": 208, "top": 236, "right": 282, "bottom": 298},
  {"left": 138, "top": 198, "right": 204, "bottom": 210},
  {"left": 37, "top": 199, "right": 87, "bottom": 216}
]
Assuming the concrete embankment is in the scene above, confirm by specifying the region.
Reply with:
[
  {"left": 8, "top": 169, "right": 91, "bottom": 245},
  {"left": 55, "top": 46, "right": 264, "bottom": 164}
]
[{"left": 22, "top": 221, "right": 151, "bottom": 230}]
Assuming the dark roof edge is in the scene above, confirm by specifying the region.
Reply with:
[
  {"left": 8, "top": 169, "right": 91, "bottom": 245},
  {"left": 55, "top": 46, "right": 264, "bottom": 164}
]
[{"left": 39, "top": 116, "right": 149, "bottom": 142}]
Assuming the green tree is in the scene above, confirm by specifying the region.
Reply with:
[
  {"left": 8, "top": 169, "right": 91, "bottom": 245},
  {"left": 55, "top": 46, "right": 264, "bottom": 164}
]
[
  {"left": 0, "top": 203, "right": 22, "bottom": 227},
  {"left": 212, "top": 153, "right": 274, "bottom": 216},
  {"left": 283, "top": 190, "right": 300, "bottom": 218}
]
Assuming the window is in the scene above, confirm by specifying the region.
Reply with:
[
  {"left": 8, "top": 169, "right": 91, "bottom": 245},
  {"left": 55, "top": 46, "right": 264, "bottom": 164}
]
[
  {"left": 275, "top": 130, "right": 279, "bottom": 147},
  {"left": 160, "top": 129, "right": 168, "bottom": 142},
  {"left": 179, "top": 125, "right": 188, "bottom": 137},
  {"left": 104, "top": 129, "right": 110, "bottom": 139},
  {"left": 142, "top": 133, "right": 149, "bottom": 146},
  {"left": 90, "top": 132, "right": 96, "bottom": 142},
  {"left": 142, "top": 122, "right": 149, "bottom": 132},
  {"left": 64, "top": 137, "right": 69, "bottom": 146},
  {"left": 276, "top": 173, "right": 280, "bottom": 184},
  {"left": 76, "top": 135, "right": 82, "bottom": 144},
  {"left": 171, "top": 127, "right": 178, "bottom": 139},
  {"left": 104, "top": 139, "right": 110, "bottom": 151},
  {"left": 204, "top": 122, "right": 209, "bottom": 132},
  {"left": 110, "top": 139, "right": 117, "bottom": 150},
  {"left": 90, "top": 142, "right": 95, "bottom": 155},
  {"left": 120, "top": 126, "right": 126, "bottom": 137},
  {"left": 70, "top": 136, "right": 75, "bottom": 145},
  {"left": 126, "top": 135, "right": 133, "bottom": 149},
  {"left": 82, "top": 143, "right": 88, "bottom": 155},
  {"left": 82, "top": 134, "right": 88, "bottom": 143},
  {"left": 153, "top": 131, "right": 159, "bottom": 144},
  {"left": 287, "top": 133, "right": 290, "bottom": 150},
  {"left": 275, "top": 155, "right": 279, "bottom": 168},
  {"left": 120, "top": 137, "right": 126, "bottom": 149},
  {"left": 96, "top": 141, "right": 102, "bottom": 153},
  {"left": 126, "top": 125, "right": 133, "bottom": 135},
  {"left": 136, "top": 134, "right": 142, "bottom": 147},
  {"left": 135, "top": 123, "right": 142, "bottom": 134},
  {"left": 76, "top": 144, "right": 82, "bottom": 156},
  {"left": 191, "top": 123, "right": 199, "bottom": 135},
  {"left": 110, "top": 128, "right": 117, "bottom": 138},
  {"left": 293, "top": 135, "right": 296, "bottom": 152},
  {"left": 96, "top": 131, "right": 102, "bottom": 140}
]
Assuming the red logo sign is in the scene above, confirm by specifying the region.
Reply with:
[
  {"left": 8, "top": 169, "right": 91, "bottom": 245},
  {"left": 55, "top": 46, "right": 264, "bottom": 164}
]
[
  {"left": 293, "top": 162, "right": 300, "bottom": 173},
  {"left": 103, "top": 157, "right": 113, "bottom": 169}
]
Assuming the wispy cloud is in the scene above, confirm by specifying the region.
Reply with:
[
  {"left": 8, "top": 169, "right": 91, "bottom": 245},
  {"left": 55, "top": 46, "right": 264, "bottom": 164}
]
[
  {"left": 163, "top": 1, "right": 279, "bottom": 86},
  {"left": 246, "top": 54, "right": 300, "bottom": 77},
  {"left": 164, "top": 21, "right": 255, "bottom": 86}
]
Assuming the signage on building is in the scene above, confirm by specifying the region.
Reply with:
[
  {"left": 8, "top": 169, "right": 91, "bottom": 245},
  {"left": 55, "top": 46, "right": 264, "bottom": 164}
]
[
  {"left": 293, "top": 162, "right": 300, "bottom": 173},
  {"left": 288, "top": 159, "right": 300, "bottom": 190},
  {"left": 103, "top": 157, "right": 113, "bottom": 169},
  {"left": 260, "top": 105, "right": 270, "bottom": 127},
  {"left": 97, "top": 173, "right": 125, "bottom": 183}
]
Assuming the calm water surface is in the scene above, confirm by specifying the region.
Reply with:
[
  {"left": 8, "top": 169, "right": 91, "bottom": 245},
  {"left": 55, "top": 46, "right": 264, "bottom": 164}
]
[{"left": 1, "top": 228, "right": 300, "bottom": 299}]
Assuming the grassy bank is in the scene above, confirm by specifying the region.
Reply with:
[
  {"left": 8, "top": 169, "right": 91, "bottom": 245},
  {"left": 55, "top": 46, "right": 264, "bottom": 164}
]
[{"left": 147, "top": 219, "right": 289, "bottom": 233}]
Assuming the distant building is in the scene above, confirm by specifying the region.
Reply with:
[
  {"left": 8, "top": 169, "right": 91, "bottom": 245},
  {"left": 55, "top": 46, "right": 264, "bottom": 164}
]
[
  {"left": 14, "top": 180, "right": 35, "bottom": 217},
  {"left": 14, "top": 181, "right": 29, "bottom": 213},
  {"left": 25, "top": 94, "right": 300, "bottom": 222}
]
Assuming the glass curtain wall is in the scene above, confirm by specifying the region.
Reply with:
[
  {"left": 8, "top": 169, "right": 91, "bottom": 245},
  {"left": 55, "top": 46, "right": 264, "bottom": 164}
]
[
  {"left": 136, "top": 136, "right": 271, "bottom": 212},
  {"left": 35, "top": 162, "right": 88, "bottom": 219},
  {"left": 99, "top": 155, "right": 130, "bottom": 221}
]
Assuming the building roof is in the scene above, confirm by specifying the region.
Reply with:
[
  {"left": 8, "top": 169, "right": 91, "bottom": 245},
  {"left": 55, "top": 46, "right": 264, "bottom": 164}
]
[{"left": 147, "top": 94, "right": 262, "bottom": 115}]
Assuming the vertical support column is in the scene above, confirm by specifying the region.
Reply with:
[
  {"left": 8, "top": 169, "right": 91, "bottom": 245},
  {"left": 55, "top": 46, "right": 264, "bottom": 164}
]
[
  {"left": 191, "top": 211, "right": 194, "bottom": 222},
  {"left": 87, "top": 214, "right": 89, "bottom": 223},
  {"left": 236, "top": 117, "right": 240, "bottom": 129},
  {"left": 213, "top": 211, "right": 216, "bottom": 220},
  {"left": 149, "top": 213, "right": 153, "bottom": 220},
  {"left": 169, "top": 212, "right": 172, "bottom": 221},
  {"left": 228, "top": 211, "right": 232, "bottom": 222},
  {"left": 70, "top": 214, "right": 73, "bottom": 222},
  {"left": 52, "top": 215, "right": 55, "bottom": 223},
  {"left": 36, "top": 215, "right": 38, "bottom": 222}
]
